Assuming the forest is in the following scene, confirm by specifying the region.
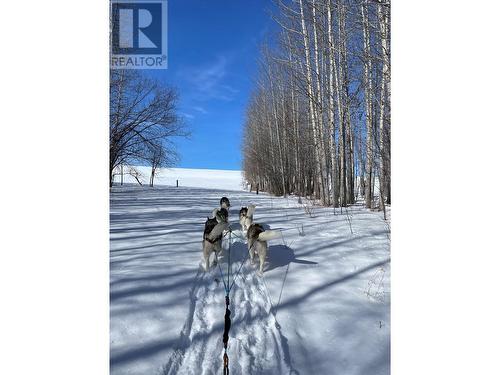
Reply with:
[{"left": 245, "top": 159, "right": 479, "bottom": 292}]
[{"left": 243, "top": 0, "right": 390, "bottom": 210}]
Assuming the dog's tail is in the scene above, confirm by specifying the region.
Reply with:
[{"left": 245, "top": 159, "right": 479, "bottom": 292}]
[
  {"left": 208, "top": 222, "right": 229, "bottom": 241},
  {"left": 258, "top": 230, "right": 281, "bottom": 242},
  {"left": 247, "top": 204, "right": 256, "bottom": 218}
]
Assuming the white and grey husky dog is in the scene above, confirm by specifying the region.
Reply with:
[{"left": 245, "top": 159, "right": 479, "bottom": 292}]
[
  {"left": 247, "top": 223, "right": 280, "bottom": 274},
  {"left": 212, "top": 196, "right": 231, "bottom": 222},
  {"left": 239, "top": 204, "right": 256, "bottom": 232},
  {"left": 202, "top": 208, "right": 229, "bottom": 271}
]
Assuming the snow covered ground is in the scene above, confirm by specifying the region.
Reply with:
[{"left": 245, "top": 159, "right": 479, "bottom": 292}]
[
  {"left": 114, "top": 166, "right": 245, "bottom": 192},
  {"left": 110, "top": 180, "right": 390, "bottom": 374}
]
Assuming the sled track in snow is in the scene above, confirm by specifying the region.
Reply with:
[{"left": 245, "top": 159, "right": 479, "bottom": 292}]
[{"left": 162, "top": 239, "right": 295, "bottom": 375}]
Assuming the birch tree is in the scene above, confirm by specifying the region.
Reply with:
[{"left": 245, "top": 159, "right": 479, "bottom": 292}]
[
  {"left": 242, "top": 0, "right": 390, "bottom": 210},
  {"left": 361, "top": 0, "right": 374, "bottom": 208}
]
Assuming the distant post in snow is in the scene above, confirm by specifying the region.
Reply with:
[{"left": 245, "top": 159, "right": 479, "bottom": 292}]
[{"left": 176, "top": 179, "right": 179, "bottom": 187}]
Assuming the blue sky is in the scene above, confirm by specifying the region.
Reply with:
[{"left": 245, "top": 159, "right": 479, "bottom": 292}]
[{"left": 144, "top": 0, "right": 277, "bottom": 171}]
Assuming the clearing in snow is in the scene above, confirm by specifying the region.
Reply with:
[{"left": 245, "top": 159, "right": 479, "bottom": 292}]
[{"left": 110, "top": 182, "right": 390, "bottom": 375}]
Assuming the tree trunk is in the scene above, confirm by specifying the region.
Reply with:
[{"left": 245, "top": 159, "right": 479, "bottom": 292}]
[
  {"left": 326, "top": 0, "right": 339, "bottom": 207},
  {"left": 378, "top": 1, "right": 389, "bottom": 209},
  {"left": 109, "top": 164, "right": 114, "bottom": 188},
  {"left": 311, "top": 0, "right": 329, "bottom": 205},
  {"left": 299, "top": 0, "right": 324, "bottom": 203},
  {"left": 362, "top": 0, "right": 374, "bottom": 209},
  {"left": 150, "top": 167, "right": 155, "bottom": 187}
]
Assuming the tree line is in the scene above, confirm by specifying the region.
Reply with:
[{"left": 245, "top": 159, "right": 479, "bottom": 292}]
[
  {"left": 109, "top": 70, "right": 188, "bottom": 187},
  {"left": 242, "top": 0, "right": 390, "bottom": 209}
]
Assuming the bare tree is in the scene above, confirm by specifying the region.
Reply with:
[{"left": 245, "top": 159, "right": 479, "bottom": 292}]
[
  {"left": 377, "top": 0, "right": 390, "bottom": 209},
  {"left": 361, "top": 0, "right": 375, "bottom": 208},
  {"left": 242, "top": 0, "right": 390, "bottom": 210},
  {"left": 142, "top": 141, "right": 179, "bottom": 187},
  {"left": 109, "top": 70, "right": 188, "bottom": 187},
  {"left": 127, "top": 166, "right": 145, "bottom": 186}
]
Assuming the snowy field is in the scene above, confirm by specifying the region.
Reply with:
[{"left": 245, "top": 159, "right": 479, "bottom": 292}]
[
  {"left": 115, "top": 166, "right": 245, "bottom": 192},
  {"left": 110, "top": 175, "right": 390, "bottom": 375}
]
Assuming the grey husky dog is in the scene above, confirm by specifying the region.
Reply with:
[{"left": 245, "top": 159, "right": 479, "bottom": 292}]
[
  {"left": 202, "top": 208, "right": 229, "bottom": 271},
  {"left": 247, "top": 223, "right": 280, "bottom": 274},
  {"left": 239, "top": 204, "right": 256, "bottom": 232}
]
